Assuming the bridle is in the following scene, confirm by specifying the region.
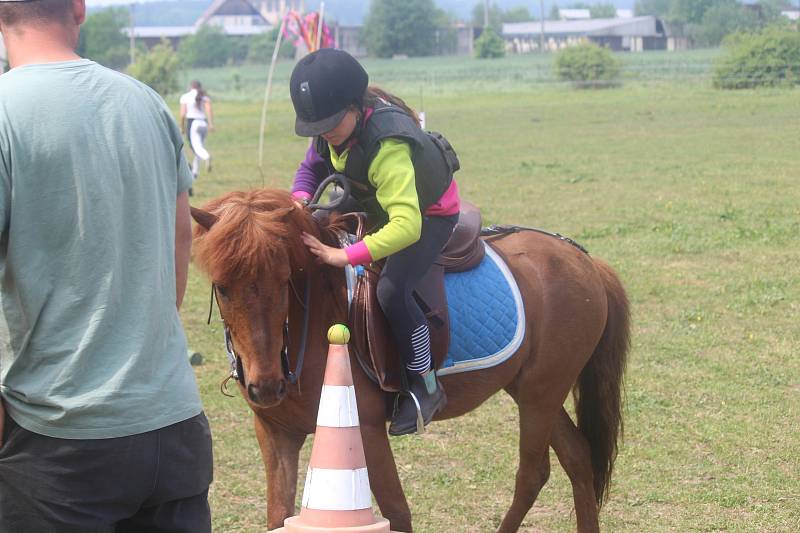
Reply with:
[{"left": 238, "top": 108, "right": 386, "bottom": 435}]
[
  {"left": 209, "top": 173, "right": 350, "bottom": 396},
  {"left": 210, "top": 274, "right": 312, "bottom": 395}
]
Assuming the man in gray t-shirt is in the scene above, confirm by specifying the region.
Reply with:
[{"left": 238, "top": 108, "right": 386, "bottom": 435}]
[{"left": 0, "top": 2, "right": 212, "bottom": 531}]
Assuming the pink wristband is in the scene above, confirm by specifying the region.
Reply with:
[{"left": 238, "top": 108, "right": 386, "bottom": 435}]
[{"left": 345, "top": 241, "right": 373, "bottom": 266}]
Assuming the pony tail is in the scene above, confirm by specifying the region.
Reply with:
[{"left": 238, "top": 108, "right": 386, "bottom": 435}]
[
  {"left": 363, "top": 86, "right": 420, "bottom": 127},
  {"left": 191, "top": 80, "right": 206, "bottom": 108},
  {"left": 574, "top": 258, "right": 630, "bottom": 507}
]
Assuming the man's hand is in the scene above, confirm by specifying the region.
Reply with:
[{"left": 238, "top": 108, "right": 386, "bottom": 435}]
[
  {"left": 0, "top": 399, "right": 6, "bottom": 449},
  {"left": 302, "top": 233, "right": 349, "bottom": 268}
]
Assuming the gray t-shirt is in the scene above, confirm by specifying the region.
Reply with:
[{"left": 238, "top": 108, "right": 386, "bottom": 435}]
[{"left": 0, "top": 59, "right": 201, "bottom": 439}]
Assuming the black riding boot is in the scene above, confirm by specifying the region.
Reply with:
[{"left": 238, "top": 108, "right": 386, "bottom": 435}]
[{"left": 389, "top": 370, "right": 446, "bottom": 436}]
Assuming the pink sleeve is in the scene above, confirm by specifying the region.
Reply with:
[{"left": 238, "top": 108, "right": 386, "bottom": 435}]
[
  {"left": 345, "top": 241, "right": 373, "bottom": 266},
  {"left": 292, "top": 191, "right": 312, "bottom": 201}
]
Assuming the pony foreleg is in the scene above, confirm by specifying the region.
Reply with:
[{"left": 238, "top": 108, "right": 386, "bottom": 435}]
[
  {"left": 551, "top": 407, "right": 600, "bottom": 533},
  {"left": 360, "top": 422, "right": 413, "bottom": 533},
  {"left": 254, "top": 415, "right": 307, "bottom": 531}
]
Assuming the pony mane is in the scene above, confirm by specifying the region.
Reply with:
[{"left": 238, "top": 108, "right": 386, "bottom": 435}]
[{"left": 193, "top": 189, "right": 323, "bottom": 286}]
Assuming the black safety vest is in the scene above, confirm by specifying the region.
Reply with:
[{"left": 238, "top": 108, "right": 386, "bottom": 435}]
[{"left": 314, "top": 102, "right": 459, "bottom": 217}]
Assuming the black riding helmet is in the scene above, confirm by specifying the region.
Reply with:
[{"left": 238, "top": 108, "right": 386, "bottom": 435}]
[{"left": 290, "top": 48, "right": 369, "bottom": 137}]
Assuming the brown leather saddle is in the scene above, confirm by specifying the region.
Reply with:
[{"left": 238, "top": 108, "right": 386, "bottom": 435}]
[{"left": 346, "top": 202, "right": 485, "bottom": 392}]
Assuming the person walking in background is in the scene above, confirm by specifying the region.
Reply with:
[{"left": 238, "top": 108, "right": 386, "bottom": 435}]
[
  {"left": 180, "top": 80, "right": 214, "bottom": 192},
  {"left": 0, "top": 2, "right": 212, "bottom": 532}
]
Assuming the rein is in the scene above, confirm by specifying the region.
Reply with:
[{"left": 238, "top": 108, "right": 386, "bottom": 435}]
[{"left": 210, "top": 274, "right": 312, "bottom": 395}]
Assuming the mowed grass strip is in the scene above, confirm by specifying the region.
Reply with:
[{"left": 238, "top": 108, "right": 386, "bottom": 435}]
[{"left": 177, "top": 57, "right": 799, "bottom": 532}]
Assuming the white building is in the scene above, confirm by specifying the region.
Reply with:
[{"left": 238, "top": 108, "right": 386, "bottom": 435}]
[
  {"left": 781, "top": 9, "right": 800, "bottom": 20},
  {"left": 196, "top": 0, "right": 270, "bottom": 30},
  {"left": 257, "top": 0, "right": 306, "bottom": 25},
  {"left": 126, "top": 0, "right": 273, "bottom": 48},
  {"left": 503, "top": 16, "right": 686, "bottom": 53},
  {"left": 558, "top": 9, "right": 591, "bottom": 20}
]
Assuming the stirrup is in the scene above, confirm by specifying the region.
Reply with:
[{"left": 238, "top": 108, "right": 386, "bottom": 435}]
[{"left": 407, "top": 391, "right": 425, "bottom": 435}]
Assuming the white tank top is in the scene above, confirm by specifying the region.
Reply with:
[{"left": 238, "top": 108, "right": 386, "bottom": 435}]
[{"left": 180, "top": 89, "right": 210, "bottom": 120}]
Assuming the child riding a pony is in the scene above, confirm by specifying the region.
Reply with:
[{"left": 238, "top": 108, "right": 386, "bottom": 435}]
[{"left": 289, "top": 48, "right": 461, "bottom": 435}]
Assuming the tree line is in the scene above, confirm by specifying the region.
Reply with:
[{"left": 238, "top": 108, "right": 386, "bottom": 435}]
[
  {"left": 78, "top": 0, "right": 796, "bottom": 80},
  {"left": 634, "top": 0, "right": 791, "bottom": 46},
  {"left": 77, "top": 8, "right": 295, "bottom": 72}
]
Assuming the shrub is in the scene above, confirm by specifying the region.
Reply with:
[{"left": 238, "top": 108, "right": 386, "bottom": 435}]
[
  {"left": 179, "top": 25, "right": 231, "bottom": 68},
  {"left": 474, "top": 28, "right": 506, "bottom": 59},
  {"left": 694, "top": 3, "right": 760, "bottom": 48},
  {"left": 362, "top": 0, "right": 444, "bottom": 58},
  {"left": 128, "top": 39, "right": 180, "bottom": 97},
  {"left": 77, "top": 7, "right": 130, "bottom": 70},
  {"left": 554, "top": 42, "right": 621, "bottom": 88},
  {"left": 246, "top": 28, "right": 296, "bottom": 64},
  {"left": 713, "top": 26, "right": 800, "bottom": 89}
]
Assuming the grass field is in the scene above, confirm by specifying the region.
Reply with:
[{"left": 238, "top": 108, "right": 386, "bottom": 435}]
[{"left": 177, "top": 51, "right": 799, "bottom": 532}]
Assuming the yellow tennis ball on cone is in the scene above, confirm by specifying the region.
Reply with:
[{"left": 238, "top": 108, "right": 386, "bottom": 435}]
[{"left": 327, "top": 324, "right": 351, "bottom": 345}]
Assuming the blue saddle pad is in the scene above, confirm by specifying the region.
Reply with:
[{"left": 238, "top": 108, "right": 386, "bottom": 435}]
[{"left": 438, "top": 243, "right": 525, "bottom": 376}]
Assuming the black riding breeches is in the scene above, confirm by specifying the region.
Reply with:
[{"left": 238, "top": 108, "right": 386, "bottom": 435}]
[{"left": 376, "top": 214, "right": 458, "bottom": 374}]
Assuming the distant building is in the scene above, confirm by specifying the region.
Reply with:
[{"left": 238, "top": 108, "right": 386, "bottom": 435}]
[
  {"left": 126, "top": 0, "right": 272, "bottom": 48},
  {"left": 196, "top": 0, "right": 270, "bottom": 29},
  {"left": 556, "top": 8, "right": 636, "bottom": 22},
  {"left": 334, "top": 26, "right": 367, "bottom": 57},
  {"left": 126, "top": 26, "right": 196, "bottom": 49},
  {"left": 558, "top": 9, "right": 591, "bottom": 20},
  {"left": 503, "top": 16, "right": 689, "bottom": 53},
  {"left": 781, "top": 9, "right": 800, "bottom": 20},
  {"left": 454, "top": 23, "right": 475, "bottom": 57},
  {"left": 257, "top": 0, "right": 306, "bottom": 25},
  {"left": 121, "top": 0, "right": 475, "bottom": 58}
]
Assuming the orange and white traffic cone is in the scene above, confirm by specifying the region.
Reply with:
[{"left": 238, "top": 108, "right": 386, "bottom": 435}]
[{"left": 276, "top": 324, "right": 401, "bottom": 533}]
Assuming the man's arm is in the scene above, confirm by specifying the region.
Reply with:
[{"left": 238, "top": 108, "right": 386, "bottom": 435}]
[{"left": 175, "top": 191, "right": 192, "bottom": 310}]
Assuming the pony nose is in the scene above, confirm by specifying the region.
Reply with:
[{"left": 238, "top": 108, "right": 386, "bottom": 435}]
[{"left": 247, "top": 379, "right": 287, "bottom": 405}]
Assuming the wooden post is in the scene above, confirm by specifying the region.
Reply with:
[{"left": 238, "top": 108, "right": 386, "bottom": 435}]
[
  {"left": 315, "top": 1, "right": 326, "bottom": 51},
  {"left": 257, "top": 15, "right": 287, "bottom": 171}
]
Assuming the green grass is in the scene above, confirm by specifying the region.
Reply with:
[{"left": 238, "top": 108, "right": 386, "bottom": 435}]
[
  {"left": 178, "top": 48, "right": 722, "bottom": 103},
  {"left": 178, "top": 53, "right": 799, "bottom": 532}
]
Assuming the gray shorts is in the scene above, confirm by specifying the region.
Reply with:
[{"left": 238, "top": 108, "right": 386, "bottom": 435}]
[{"left": 0, "top": 412, "right": 213, "bottom": 533}]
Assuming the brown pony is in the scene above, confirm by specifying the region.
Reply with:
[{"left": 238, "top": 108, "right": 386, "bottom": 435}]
[{"left": 191, "top": 188, "right": 629, "bottom": 533}]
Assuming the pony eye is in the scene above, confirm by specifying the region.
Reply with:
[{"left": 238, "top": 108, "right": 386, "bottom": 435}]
[{"left": 216, "top": 285, "right": 227, "bottom": 298}]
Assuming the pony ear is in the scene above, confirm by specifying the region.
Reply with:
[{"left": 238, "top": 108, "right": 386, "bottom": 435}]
[
  {"left": 191, "top": 207, "right": 219, "bottom": 230},
  {"left": 270, "top": 207, "right": 295, "bottom": 219}
]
